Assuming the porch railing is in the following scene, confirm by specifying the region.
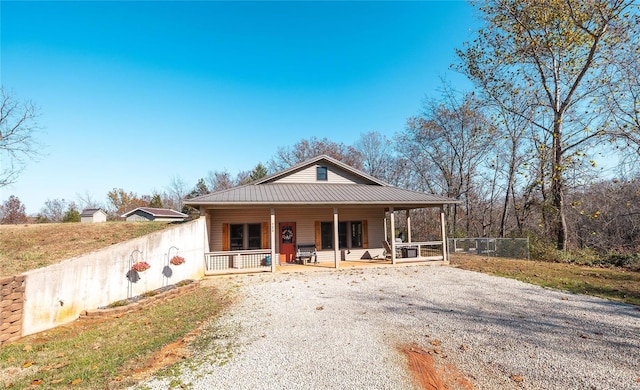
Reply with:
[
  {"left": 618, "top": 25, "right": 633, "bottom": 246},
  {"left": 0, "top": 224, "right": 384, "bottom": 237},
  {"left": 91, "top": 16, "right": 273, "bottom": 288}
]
[
  {"left": 204, "top": 249, "right": 272, "bottom": 275},
  {"left": 395, "top": 241, "right": 444, "bottom": 260}
]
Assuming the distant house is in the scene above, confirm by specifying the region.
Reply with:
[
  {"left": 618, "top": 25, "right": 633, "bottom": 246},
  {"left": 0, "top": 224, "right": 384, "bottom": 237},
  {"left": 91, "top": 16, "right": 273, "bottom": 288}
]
[
  {"left": 121, "top": 207, "right": 188, "bottom": 222},
  {"left": 80, "top": 208, "right": 107, "bottom": 223}
]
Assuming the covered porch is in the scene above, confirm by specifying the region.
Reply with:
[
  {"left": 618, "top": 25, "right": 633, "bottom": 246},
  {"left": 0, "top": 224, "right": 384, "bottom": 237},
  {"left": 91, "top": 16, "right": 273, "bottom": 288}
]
[{"left": 202, "top": 205, "right": 450, "bottom": 275}]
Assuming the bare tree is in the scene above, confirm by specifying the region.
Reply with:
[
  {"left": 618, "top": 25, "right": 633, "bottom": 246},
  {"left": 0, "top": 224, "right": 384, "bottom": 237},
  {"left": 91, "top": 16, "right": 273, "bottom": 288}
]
[
  {"left": 269, "top": 136, "right": 363, "bottom": 171},
  {"left": 39, "top": 198, "right": 69, "bottom": 222},
  {"left": 397, "top": 89, "right": 495, "bottom": 235},
  {"left": 353, "top": 131, "right": 392, "bottom": 178},
  {"left": 457, "top": 0, "right": 637, "bottom": 250},
  {"left": 167, "top": 175, "right": 188, "bottom": 211},
  {"left": 206, "top": 170, "right": 234, "bottom": 192},
  {"left": 76, "top": 191, "right": 102, "bottom": 211},
  {"left": 0, "top": 87, "right": 42, "bottom": 187}
]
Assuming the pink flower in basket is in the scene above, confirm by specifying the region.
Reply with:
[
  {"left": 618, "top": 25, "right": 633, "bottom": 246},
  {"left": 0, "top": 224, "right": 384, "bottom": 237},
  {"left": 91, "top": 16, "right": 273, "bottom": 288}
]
[
  {"left": 131, "top": 261, "right": 150, "bottom": 272},
  {"left": 170, "top": 255, "right": 185, "bottom": 266}
]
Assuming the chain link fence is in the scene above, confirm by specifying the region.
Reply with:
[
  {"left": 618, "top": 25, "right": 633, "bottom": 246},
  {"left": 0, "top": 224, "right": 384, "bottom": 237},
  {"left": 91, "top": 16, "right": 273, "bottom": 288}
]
[{"left": 448, "top": 237, "right": 530, "bottom": 260}]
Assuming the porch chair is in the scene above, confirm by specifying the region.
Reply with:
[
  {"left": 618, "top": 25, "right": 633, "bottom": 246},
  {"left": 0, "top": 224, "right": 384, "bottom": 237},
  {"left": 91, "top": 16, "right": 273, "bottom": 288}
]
[{"left": 382, "top": 240, "right": 402, "bottom": 259}]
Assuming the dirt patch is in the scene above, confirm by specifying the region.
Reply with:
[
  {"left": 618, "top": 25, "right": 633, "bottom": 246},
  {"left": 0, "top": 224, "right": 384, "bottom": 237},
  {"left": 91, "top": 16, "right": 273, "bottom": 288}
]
[
  {"left": 117, "top": 337, "right": 193, "bottom": 384},
  {"left": 401, "top": 344, "right": 474, "bottom": 390}
]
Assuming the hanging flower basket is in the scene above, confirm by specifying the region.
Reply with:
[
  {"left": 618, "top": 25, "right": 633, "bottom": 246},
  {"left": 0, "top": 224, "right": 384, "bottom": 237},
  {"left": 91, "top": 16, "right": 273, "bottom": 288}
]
[
  {"left": 170, "top": 255, "right": 185, "bottom": 266},
  {"left": 131, "top": 261, "right": 151, "bottom": 272}
]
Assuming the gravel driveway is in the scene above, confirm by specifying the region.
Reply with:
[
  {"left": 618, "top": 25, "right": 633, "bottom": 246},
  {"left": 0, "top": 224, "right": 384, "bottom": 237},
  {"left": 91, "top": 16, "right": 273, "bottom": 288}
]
[{"left": 139, "top": 264, "right": 640, "bottom": 390}]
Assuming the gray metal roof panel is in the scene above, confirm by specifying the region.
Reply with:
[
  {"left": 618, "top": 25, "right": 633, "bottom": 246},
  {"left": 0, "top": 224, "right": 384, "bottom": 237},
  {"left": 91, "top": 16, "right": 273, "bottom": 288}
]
[{"left": 184, "top": 183, "right": 459, "bottom": 206}]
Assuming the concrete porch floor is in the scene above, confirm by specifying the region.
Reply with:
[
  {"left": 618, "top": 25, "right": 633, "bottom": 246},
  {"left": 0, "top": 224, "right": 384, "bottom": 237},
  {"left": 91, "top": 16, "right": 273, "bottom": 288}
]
[{"left": 275, "top": 258, "right": 447, "bottom": 273}]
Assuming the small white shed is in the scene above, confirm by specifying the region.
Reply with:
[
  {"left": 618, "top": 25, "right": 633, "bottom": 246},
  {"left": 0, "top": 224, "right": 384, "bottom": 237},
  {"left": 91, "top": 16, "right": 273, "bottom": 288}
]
[
  {"left": 121, "top": 207, "right": 188, "bottom": 222},
  {"left": 80, "top": 208, "right": 107, "bottom": 223}
]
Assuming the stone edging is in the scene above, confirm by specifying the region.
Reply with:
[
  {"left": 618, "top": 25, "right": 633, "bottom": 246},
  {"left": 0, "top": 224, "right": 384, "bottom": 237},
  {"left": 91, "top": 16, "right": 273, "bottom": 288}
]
[
  {"left": 80, "top": 281, "right": 200, "bottom": 319},
  {"left": 0, "top": 275, "right": 26, "bottom": 345}
]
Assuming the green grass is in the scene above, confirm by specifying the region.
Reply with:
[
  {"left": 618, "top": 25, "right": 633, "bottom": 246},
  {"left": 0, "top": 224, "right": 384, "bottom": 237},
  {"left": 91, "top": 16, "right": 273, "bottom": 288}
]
[
  {"left": 451, "top": 255, "right": 640, "bottom": 306},
  {"left": 0, "top": 286, "right": 232, "bottom": 389}
]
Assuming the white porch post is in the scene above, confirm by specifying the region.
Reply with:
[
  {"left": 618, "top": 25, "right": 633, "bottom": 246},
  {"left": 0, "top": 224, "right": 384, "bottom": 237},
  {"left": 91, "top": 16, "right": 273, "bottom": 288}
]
[
  {"left": 406, "top": 209, "right": 412, "bottom": 243},
  {"left": 333, "top": 207, "right": 340, "bottom": 268},
  {"left": 383, "top": 212, "right": 388, "bottom": 242},
  {"left": 270, "top": 208, "right": 276, "bottom": 272},
  {"left": 440, "top": 206, "right": 448, "bottom": 262},
  {"left": 390, "top": 207, "right": 396, "bottom": 265}
]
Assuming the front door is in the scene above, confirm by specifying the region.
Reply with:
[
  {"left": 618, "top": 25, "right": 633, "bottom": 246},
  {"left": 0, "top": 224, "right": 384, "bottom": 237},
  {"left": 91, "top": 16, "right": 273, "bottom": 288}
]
[{"left": 279, "top": 222, "right": 296, "bottom": 263}]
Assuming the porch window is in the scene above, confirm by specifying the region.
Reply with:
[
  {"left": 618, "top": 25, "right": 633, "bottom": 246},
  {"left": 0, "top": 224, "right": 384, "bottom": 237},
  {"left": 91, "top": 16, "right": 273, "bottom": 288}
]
[
  {"left": 248, "top": 223, "right": 261, "bottom": 249},
  {"left": 320, "top": 222, "right": 333, "bottom": 249},
  {"left": 351, "top": 221, "right": 363, "bottom": 248},
  {"left": 338, "top": 222, "right": 348, "bottom": 248},
  {"left": 317, "top": 166, "right": 328, "bottom": 181},
  {"left": 320, "top": 221, "right": 363, "bottom": 250},
  {"left": 230, "top": 224, "right": 244, "bottom": 251},
  {"left": 229, "top": 223, "right": 262, "bottom": 250}
]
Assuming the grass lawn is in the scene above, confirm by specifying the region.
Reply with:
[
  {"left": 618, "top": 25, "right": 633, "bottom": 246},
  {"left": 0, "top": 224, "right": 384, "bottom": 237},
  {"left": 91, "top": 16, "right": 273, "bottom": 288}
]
[
  {"left": 0, "top": 285, "right": 232, "bottom": 389},
  {"left": 0, "top": 222, "right": 174, "bottom": 277},
  {"left": 450, "top": 254, "right": 640, "bottom": 306}
]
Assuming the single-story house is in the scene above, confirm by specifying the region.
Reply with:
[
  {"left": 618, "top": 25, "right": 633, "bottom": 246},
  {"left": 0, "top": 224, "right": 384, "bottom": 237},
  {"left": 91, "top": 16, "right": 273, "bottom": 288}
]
[
  {"left": 121, "top": 207, "right": 188, "bottom": 222},
  {"left": 184, "top": 155, "right": 460, "bottom": 274},
  {"left": 80, "top": 208, "right": 107, "bottom": 223}
]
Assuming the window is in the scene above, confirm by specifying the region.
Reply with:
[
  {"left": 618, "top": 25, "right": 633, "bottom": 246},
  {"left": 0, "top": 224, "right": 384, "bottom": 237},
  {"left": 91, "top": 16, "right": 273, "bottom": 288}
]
[
  {"left": 338, "top": 222, "right": 348, "bottom": 248},
  {"left": 229, "top": 223, "right": 262, "bottom": 250},
  {"left": 230, "top": 224, "right": 244, "bottom": 251},
  {"left": 351, "top": 221, "right": 363, "bottom": 248},
  {"left": 321, "top": 222, "right": 333, "bottom": 249},
  {"left": 248, "top": 223, "right": 261, "bottom": 249},
  {"left": 320, "top": 221, "right": 363, "bottom": 250},
  {"left": 317, "top": 166, "right": 328, "bottom": 181}
]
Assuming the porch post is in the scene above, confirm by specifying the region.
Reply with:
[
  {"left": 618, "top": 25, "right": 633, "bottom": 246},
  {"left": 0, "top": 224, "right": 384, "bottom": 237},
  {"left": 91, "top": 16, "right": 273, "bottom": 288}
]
[
  {"left": 406, "top": 209, "right": 412, "bottom": 243},
  {"left": 383, "top": 212, "right": 388, "bottom": 242},
  {"left": 440, "top": 206, "right": 448, "bottom": 262},
  {"left": 270, "top": 208, "right": 276, "bottom": 272},
  {"left": 390, "top": 207, "right": 396, "bottom": 265},
  {"left": 333, "top": 207, "right": 339, "bottom": 268}
]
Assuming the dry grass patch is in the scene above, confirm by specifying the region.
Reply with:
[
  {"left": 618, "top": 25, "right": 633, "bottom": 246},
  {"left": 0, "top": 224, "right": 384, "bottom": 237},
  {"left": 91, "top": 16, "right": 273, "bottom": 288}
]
[
  {"left": 450, "top": 254, "right": 640, "bottom": 306},
  {"left": 0, "top": 222, "right": 174, "bottom": 277}
]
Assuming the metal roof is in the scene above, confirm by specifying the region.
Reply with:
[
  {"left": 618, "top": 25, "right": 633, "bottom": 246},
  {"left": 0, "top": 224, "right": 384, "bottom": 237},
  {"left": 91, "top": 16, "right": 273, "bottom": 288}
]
[
  {"left": 184, "top": 183, "right": 458, "bottom": 208},
  {"left": 121, "top": 207, "right": 188, "bottom": 218},
  {"left": 80, "top": 208, "right": 105, "bottom": 217}
]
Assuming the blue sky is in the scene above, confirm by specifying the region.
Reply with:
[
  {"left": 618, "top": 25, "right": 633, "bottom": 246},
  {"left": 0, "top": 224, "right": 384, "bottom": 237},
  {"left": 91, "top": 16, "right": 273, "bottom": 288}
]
[{"left": 1, "top": 1, "right": 477, "bottom": 213}]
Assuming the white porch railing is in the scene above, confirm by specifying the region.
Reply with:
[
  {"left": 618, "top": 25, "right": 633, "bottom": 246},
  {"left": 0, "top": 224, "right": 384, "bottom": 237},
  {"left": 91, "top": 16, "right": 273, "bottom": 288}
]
[
  {"left": 395, "top": 241, "right": 444, "bottom": 261},
  {"left": 204, "top": 249, "right": 272, "bottom": 275}
]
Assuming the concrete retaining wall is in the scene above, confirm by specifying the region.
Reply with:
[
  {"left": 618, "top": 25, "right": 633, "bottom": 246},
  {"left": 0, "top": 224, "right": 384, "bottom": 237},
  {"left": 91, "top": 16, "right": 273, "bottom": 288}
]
[
  {"left": 0, "top": 275, "right": 26, "bottom": 345},
  {"left": 20, "top": 217, "right": 207, "bottom": 336}
]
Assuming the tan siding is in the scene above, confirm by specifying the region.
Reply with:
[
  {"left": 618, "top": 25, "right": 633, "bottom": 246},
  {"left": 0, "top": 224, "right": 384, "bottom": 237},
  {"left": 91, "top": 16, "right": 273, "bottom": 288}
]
[
  {"left": 209, "top": 209, "right": 271, "bottom": 251},
  {"left": 206, "top": 207, "right": 386, "bottom": 262},
  {"left": 273, "top": 164, "right": 371, "bottom": 185}
]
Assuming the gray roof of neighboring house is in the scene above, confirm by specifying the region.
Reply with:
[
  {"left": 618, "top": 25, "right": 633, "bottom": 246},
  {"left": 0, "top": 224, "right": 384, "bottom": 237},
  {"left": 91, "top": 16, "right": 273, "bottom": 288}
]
[
  {"left": 185, "top": 183, "right": 458, "bottom": 208},
  {"left": 121, "top": 207, "right": 188, "bottom": 218},
  {"left": 80, "top": 208, "right": 105, "bottom": 217}
]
